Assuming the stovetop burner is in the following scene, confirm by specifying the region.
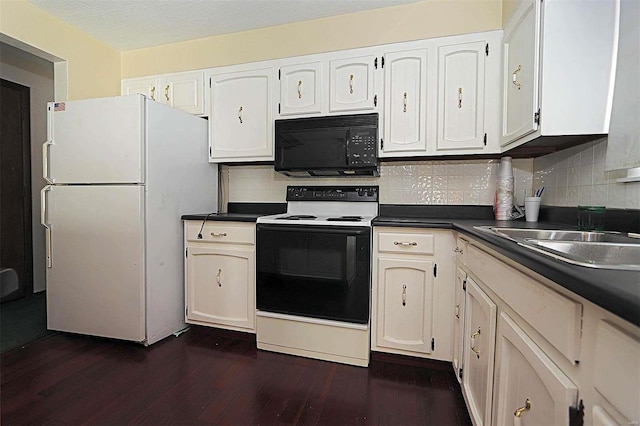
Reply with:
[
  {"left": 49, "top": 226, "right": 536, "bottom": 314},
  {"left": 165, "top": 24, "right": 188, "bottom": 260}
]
[
  {"left": 275, "top": 215, "right": 317, "bottom": 220},
  {"left": 326, "top": 216, "right": 363, "bottom": 222},
  {"left": 256, "top": 186, "right": 379, "bottom": 228}
]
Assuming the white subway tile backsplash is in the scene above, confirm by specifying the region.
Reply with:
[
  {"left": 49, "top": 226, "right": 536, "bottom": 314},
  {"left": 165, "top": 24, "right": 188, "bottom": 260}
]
[
  {"left": 225, "top": 158, "right": 536, "bottom": 206},
  {"left": 532, "top": 138, "right": 640, "bottom": 210}
]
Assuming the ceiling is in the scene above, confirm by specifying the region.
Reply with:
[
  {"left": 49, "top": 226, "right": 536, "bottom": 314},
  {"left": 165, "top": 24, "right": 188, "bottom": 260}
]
[{"left": 28, "top": 0, "right": 422, "bottom": 51}]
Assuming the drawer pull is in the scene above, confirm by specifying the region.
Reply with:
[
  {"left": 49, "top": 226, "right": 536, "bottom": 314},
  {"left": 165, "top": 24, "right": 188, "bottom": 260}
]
[
  {"left": 455, "top": 304, "right": 460, "bottom": 319},
  {"left": 394, "top": 241, "right": 417, "bottom": 246},
  {"left": 402, "top": 284, "right": 407, "bottom": 306},
  {"left": 210, "top": 232, "right": 228, "bottom": 237},
  {"left": 514, "top": 399, "right": 531, "bottom": 418},
  {"left": 471, "top": 327, "right": 481, "bottom": 358},
  {"left": 216, "top": 268, "right": 222, "bottom": 287},
  {"left": 454, "top": 247, "right": 464, "bottom": 254},
  {"left": 164, "top": 84, "right": 170, "bottom": 102}
]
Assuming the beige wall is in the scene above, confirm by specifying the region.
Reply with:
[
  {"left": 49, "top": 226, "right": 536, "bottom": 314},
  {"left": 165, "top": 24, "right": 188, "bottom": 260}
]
[
  {"left": 501, "top": 0, "right": 521, "bottom": 27},
  {"left": 122, "top": 0, "right": 502, "bottom": 78},
  {"left": 0, "top": 0, "right": 121, "bottom": 100}
]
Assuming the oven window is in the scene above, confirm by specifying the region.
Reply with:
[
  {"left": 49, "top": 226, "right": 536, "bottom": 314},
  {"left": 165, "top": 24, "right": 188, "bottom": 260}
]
[{"left": 256, "top": 225, "right": 370, "bottom": 324}]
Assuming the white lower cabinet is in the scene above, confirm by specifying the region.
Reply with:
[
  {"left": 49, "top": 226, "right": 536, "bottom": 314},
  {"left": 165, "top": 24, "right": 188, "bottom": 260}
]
[
  {"left": 456, "top": 236, "right": 640, "bottom": 426},
  {"left": 375, "top": 257, "right": 434, "bottom": 354},
  {"left": 372, "top": 227, "right": 455, "bottom": 361},
  {"left": 184, "top": 221, "right": 255, "bottom": 332},
  {"left": 492, "top": 312, "right": 578, "bottom": 426},
  {"left": 452, "top": 267, "right": 466, "bottom": 383},
  {"left": 462, "top": 277, "right": 496, "bottom": 426}
]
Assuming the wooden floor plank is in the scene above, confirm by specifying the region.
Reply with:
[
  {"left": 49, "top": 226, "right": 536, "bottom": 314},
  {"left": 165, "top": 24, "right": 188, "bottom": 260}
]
[{"left": 1, "top": 326, "right": 470, "bottom": 425}]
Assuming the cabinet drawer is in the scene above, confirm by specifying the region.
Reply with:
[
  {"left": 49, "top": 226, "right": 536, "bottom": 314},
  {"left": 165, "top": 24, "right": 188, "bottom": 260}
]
[
  {"left": 467, "top": 243, "right": 582, "bottom": 363},
  {"left": 377, "top": 232, "right": 434, "bottom": 255},
  {"left": 185, "top": 221, "right": 255, "bottom": 245}
]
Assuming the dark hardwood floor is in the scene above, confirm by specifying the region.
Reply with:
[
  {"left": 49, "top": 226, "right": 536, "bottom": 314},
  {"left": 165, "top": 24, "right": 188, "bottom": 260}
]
[{"left": 1, "top": 326, "right": 471, "bottom": 425}]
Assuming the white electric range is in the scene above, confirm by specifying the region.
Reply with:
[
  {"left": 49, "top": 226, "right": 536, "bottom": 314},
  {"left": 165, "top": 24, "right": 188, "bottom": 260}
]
[{"left": 255, "top": 186, "right": 379, "bottom": 367}]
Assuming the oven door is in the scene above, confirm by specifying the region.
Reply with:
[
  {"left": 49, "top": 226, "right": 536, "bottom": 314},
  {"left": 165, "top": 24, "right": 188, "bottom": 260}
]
[{"left": 256, "top": 224, "right": 371, "bottom": 324}]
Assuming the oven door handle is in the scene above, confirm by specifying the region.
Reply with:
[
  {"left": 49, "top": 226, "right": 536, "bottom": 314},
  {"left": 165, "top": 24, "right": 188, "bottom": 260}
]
[{"left": 257, "top": 224, "right": 370, "bottom": 235}]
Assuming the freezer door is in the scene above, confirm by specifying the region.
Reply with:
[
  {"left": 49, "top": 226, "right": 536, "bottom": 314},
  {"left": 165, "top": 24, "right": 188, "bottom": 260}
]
[
  {"left": 46, "top": 95, "right": 145, "bottom": 184},
  {"left": 43, "top": 185, "right": 145, "bottom": 342}
]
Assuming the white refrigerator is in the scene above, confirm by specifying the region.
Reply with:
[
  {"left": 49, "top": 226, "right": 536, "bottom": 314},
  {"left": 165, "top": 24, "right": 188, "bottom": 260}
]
[{"left": 41, "top": 95, "right": 217, "bottom": 345}]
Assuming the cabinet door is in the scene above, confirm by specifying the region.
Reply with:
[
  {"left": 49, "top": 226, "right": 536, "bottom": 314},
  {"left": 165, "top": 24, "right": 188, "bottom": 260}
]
[
  {"left": 462, "top": 277, "right": 497, "bottom": 426},
  {"left": 122, "top": 77, "right": 159, "bottom": 102},
  {"left": 381, "top": 49, "right": 428, "bottom": 156},
  {"left": 279, "top": 62, "right": 322, "bottom": 116},
  {"left": 436, "top": 41, "right": 486, "bottom": 151},
  {"left": 452, "top": 267, "right": 466, "bottom": 383},
  {"left": 165, "top": 71, "right": 205, "bottom": 115},
  {"left": 501, "top": 0, "right": 541, "bottom": 146},
  {"left": 209, "top": 68, "right": 274, "bottom": 161},
  {"left": 493, "top": 312, "right": 578, "bottom": 426},
  {"left": 329, "top": 55, "right": 376, "bottom": 113},
  {"left": 186, "top": 246, "right": 255, "bottom": 330},
  {"left": 375, "top": 257, "right": 434, "bottom": 354}
]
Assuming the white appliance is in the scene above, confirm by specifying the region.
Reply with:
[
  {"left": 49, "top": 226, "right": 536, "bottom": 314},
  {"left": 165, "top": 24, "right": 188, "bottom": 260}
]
[
  {"left": 41, "top": 95, "right": 217, "bottom": 345},
  {"left": 256, "top": 186, "right": 378, "bottom": 367}
]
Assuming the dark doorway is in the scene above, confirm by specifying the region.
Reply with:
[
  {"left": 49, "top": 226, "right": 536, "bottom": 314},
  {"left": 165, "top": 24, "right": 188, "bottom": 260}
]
[{"left": 1, "top": 78, "right": 33, "bottom": 302}]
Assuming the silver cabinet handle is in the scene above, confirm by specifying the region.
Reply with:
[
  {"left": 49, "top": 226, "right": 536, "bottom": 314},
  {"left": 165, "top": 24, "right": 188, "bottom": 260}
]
[
  {"left": 402, "top": 284, "right": 407, "bottom": 306},
  {"left": 454, "top": 247, "right": 464, "bottom": 254},
  {"left": 210, "top": 232, "right": 228, "bottom": 237},
  {"left": 150, "top": 86, "right": 156, "bottom": 101},
  {"left": 297, "top": 80, "right": 303, "bottom": 99},
  {"left": 164, "top": 84, "right": 170, "bottom": 102},
  {"left": 455, "top": 304, "right": 460, "bottom": 319},
  {"left": 394, "top": 241, "right": 417, "bottom": 246},
  {"left": 216, "top": 268, "right": 222, "bottom": 287},
  {"left": 238, "top": 106, "right": 243, "bottom": 123}
]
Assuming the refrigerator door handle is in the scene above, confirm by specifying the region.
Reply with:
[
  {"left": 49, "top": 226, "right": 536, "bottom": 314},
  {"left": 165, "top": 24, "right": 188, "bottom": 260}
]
[
  {"left": 41, "top": 185, "right": 52, "bottom": 268},
  {"left": 43, "top": 140, "right": 54, "bottom": 184}
]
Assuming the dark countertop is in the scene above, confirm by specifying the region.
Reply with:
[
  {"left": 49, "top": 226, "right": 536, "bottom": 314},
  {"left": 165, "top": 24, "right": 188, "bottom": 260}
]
[
  {"left": 181, "top": 213, "right": 264, "bottom": 222},
  {"left": 374, "top": 215, "right": 640, "bottom": 328}
]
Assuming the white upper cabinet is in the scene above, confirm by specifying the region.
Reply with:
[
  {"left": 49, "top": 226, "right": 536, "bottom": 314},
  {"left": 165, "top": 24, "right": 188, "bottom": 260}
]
[
  {"left": 209, "top": 66, "right": 275, "bottom": 162},
  {"left": 435, "top": 32, "right": 501, "bottom": 155},
  {"left": 329, "top": 55, "right": 377, "bottom": 113},
  {"left": 501, "top": 0, "right": 620, "bottom": 150},
  {"left": 279, "top": 61, "right": 323, "bottom": 116},
  {"left": 436, "top": 41, "right": 487, "bottom": 152},
  {"left": 164, "top": 72, "right": 205, "bottom": 115},
  {"left": 122, "top": 71, "right": 206, "bottom": 116},
  {"left": 122, "top": 76, "right": 158, "bottom": 100},
  {"left": 381, "top": 47, "right": 429, "bottom": 156},
  {"left": 501, "top": 0, "right": 541, "bottom": 145}
]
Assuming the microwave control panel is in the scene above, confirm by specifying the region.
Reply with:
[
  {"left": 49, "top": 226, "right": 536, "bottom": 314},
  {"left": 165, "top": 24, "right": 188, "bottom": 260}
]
[{"left": 348, "top": 129, "right": 378, "bottom": 167}]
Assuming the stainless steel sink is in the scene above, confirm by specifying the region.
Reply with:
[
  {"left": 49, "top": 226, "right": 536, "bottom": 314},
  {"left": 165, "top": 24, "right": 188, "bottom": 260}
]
[
  {"left": 475, "top": 226, "right": 638, "bottom": 243},
  {"left": 474, "top": 226, "right": 640, "bottom": 270},
  {"left": 526, "top": 240, "right": 640, "bottom": 270}
]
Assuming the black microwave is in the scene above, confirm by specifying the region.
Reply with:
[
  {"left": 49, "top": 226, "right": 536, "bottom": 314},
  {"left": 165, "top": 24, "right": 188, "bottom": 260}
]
[{"left": 274, "top": 113, "right": 379, "bottom": 177}]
